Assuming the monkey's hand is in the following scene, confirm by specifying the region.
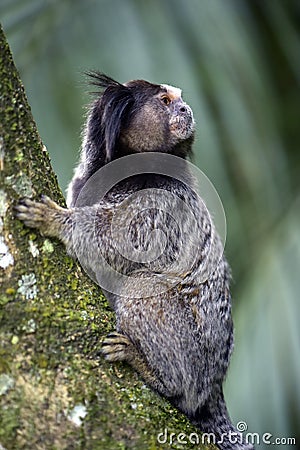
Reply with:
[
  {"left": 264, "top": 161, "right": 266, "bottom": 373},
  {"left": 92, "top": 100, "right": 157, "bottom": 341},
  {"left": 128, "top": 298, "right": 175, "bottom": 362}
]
[{"left": 15, "top": 196, "right": 71, "bottom": 240}]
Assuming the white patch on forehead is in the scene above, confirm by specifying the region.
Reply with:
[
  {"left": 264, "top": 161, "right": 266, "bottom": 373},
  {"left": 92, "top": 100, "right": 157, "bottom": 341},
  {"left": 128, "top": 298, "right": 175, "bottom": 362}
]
[{"left": 161, "top": 84, "right": 182, "bottom": 100}]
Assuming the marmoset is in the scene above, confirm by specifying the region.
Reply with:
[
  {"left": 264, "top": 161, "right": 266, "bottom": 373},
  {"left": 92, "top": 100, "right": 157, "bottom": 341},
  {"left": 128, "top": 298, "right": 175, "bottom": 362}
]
[{"left": 16, "top": 73, "right": 254, "bottom": 450}]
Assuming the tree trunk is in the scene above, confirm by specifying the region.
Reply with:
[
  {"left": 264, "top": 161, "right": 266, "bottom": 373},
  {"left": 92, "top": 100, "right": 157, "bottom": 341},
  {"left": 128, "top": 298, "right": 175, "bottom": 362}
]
[{"left": 0, "top": 25, "right": 213, "bottom": 450}]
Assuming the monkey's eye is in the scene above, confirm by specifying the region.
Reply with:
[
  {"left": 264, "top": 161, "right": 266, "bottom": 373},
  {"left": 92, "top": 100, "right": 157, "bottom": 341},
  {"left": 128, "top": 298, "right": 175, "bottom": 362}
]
[{"left": 161, "top": 95, "right": 171, "bottom": 106}]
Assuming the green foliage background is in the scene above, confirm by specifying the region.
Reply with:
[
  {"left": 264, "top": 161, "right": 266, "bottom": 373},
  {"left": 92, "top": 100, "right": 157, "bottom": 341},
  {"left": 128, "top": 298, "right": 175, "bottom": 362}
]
[{"left": 1, "top": 0, "right": 299, "bottom": 447}]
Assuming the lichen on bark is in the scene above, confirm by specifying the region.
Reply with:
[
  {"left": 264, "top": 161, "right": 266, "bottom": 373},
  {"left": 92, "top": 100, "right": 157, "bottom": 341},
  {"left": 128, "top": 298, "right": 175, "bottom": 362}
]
[{"left": 0, "top": 24, "right": 214, "bottom": 450}]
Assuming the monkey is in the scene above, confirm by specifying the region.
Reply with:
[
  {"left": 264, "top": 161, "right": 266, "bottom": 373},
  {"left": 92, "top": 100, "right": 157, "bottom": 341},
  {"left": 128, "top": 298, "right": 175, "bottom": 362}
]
[{"left": 15, "top": 72, "right": 254, "bottom": 450}]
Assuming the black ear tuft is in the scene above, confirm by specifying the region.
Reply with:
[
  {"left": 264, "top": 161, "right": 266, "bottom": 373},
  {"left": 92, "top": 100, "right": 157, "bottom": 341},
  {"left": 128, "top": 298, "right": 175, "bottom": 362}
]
[
  {"left": 101, "top": 85, "right": 134, "bottom": 161},
  {"left": 85, "top": 71, "right": 135, "bottom": 163},
  {"left": 85, "top": 70, "right": 121, "bottom": 91}
]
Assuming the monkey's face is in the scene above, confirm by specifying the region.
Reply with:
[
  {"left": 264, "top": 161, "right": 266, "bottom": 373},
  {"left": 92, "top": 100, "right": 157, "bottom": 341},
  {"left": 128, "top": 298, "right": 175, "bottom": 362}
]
[
  {"left": 120, "top": 82, "right": 195, "bottom": 155},
  {"left": 86, "top": 73, "right": 195, "bottom": 163},
  {"left": 160, "top": 84, "right": 195, "bottom": 142}
]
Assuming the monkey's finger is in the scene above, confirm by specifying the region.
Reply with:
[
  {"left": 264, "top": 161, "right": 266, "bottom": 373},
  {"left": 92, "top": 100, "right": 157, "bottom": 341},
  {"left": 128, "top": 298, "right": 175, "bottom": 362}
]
[
  {"left": 103, "top": 335, "right": 131, "bottom": 346},
  {"left": 101, "top": 344, "right": 129, "bottom": 362},
  {"left": 15, "top": 202, "right": 45, "bottom": 218},
  {"left": 40, "top": 194, "right": 62, "bottom": 210},
  {"left": 102, "top": 332, "right": 131, "bottom": 347},
  {"left": 15, "top": 197, "right": 37, "bottom": 208}
]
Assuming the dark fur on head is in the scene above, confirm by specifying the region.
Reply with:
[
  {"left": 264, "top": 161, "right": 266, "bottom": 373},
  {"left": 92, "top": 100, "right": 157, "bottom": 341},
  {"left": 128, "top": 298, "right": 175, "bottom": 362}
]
[
  {"left": 67, "top": 71, "right": 195, "bottom": 207},
  {"left": 85, "top": 71, "right": 165, "bottom": 164},
  {"left": 84, "top": 71, "right": 136, "bottom": 166}
]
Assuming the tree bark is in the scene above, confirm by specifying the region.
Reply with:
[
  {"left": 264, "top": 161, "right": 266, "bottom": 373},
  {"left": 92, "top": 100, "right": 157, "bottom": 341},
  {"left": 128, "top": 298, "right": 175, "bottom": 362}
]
[{"left": 0, "top": 25, "right": 213, "bottom": 450}]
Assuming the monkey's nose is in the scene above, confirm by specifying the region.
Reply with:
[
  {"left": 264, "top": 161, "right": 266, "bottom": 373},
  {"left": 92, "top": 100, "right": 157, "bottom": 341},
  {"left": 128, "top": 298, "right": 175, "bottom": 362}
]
[{"left": 173, "top": 100, "right": 188, "bottom": 115}]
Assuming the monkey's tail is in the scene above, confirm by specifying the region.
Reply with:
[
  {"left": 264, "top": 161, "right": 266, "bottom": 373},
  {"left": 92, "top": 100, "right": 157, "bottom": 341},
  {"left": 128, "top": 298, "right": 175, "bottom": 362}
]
[{"left": 191, "top": 385, "right": 255, "bottom": 450}]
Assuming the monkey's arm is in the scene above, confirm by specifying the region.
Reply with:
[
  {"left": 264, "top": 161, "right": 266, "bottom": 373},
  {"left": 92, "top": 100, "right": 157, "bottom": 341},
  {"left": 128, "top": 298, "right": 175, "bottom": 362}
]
[
  {"left": 15, "top": 196, "right": 139, "bottom": 278},
  {"left": 15, "top": 196, "right": 112, "bottom": 260}
]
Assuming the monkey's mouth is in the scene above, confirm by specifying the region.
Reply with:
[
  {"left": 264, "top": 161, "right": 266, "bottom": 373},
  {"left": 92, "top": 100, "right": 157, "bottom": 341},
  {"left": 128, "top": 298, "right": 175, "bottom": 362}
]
[{"left": 169, "top": 114, "right": 195, "bottom": 140}]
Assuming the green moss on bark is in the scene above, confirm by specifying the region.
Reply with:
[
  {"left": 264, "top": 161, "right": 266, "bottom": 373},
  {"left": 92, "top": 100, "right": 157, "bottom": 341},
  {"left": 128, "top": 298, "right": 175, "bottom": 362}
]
[{"left": 0, "top": 25, "right": 215, "bottom": 450}]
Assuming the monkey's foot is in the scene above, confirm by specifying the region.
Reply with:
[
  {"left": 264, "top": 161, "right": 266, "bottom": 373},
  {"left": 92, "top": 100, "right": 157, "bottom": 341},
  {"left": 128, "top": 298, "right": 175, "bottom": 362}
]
[
  {"left": 102, "top": 332, "right": 174, "bottom": 397},
  {"left": 15, "top": 196, "right": 67, "bottom": 237},
  {"left": 101, "top": 332, "right": 134, "bottom": 362}
]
